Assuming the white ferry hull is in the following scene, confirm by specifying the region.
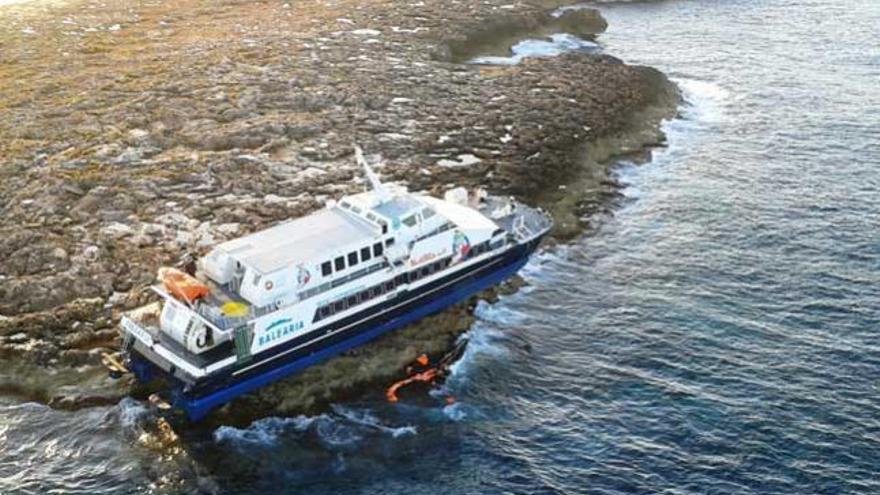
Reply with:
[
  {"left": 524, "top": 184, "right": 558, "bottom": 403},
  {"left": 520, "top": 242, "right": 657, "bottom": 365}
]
[{"left": 128, "top": 234, "right": 545, "bottom": 421}]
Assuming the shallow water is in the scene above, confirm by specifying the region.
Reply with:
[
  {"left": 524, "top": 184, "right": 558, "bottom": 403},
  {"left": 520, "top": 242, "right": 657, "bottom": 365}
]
[{"left": 2, "top": 0, "right": 880, "bottom": 493}]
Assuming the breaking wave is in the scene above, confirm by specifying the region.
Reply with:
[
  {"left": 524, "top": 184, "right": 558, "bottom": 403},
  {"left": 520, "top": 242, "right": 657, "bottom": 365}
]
[
  {"left": 215, "top": 405, "right": 416, "bottom": 450},
  {"left": 673, "top": 77, "right": 729, "bottom": 124},
  {"left": 470, "top": 33, "right": 599, "bottom": 65}
]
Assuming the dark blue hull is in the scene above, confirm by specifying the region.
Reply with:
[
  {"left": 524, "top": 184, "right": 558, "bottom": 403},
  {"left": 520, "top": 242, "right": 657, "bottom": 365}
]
[{"left": 130, "top": 235, "right": 544, "bottom": 421}]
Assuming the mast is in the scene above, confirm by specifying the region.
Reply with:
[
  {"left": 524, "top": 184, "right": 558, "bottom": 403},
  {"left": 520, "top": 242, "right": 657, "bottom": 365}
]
[{"left": 354, "top": 145, "right": 391, "bottom": 203}]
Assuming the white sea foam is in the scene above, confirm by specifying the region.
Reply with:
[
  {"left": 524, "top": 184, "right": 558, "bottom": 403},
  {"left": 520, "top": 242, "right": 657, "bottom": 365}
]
[
  {"left": 442, "top": 402, "right": 467, "bottom": 421},
  {"left": 115, "top": 397, "right": 150, "bottom": 430},
  {"left": 447, "top": 324, "right": 509, "bottom": 381},
  {"left": 214, "top": 415, "right": 321, "bottom": 446},
  {"left": 470, "top": 34, "right": 599, "bottom": 65},
  {"left": 674, "top": 78, "right": 729, "bottom": 124},
  {"left": 331, "top": 404, "right": 418, "bottom": 438}
]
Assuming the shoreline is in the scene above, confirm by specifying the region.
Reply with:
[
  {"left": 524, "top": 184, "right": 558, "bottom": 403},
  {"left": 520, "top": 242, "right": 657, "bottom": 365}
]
[{"left": 0, "top": 0, "right": 678, "bottom": 419}]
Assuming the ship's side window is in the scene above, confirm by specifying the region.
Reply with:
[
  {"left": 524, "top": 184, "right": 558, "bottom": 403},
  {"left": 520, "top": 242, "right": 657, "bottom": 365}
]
[
  {"left": 385, "top": 238, "right": 394, "bottom": 247},
  {"left": 348, "top": 251, "right": 359, "bottom": 267},
  {"left": 360, "top": 247, "right": 371, "bottom": 262},
  {"left": 395, "top": 274, "right": 407, "bottom": 285},
  {"left": 334, "top": 256, "right": 345, "bottom": 271},
  {"left": 333, "top": 300, "right": 344, "bottom": 312},
  {"left": 402, "top": 215, "right": 418, "bottom": 227},
  {"left": 358, "top": 291, "right": 369, "bottom": 303},
  {"left": 346, "top": 295, "right": 357, "bottom": 307},
  {"left": 321, "top": 261, "right": 332, "bottom": 277},
  {"left": 422, "top": 207, "right": 436, "bottom": 219},
  {"left": 316, "top": 306, "right": 331, "bottom": 322},
  {"left": 379, "top": 220, "right": 388, "bottom": 234},
  {"left": 371, "top": 286, "right": 383, "bottom": 298},
  {"left": 373, "top": 242, "right": 383, "bottom": 257}
]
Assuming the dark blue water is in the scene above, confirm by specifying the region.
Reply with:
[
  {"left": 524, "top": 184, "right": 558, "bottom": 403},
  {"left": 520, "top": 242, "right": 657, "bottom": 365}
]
[{"left": 2, "top": 0, "right": 879, "bottom": 493}]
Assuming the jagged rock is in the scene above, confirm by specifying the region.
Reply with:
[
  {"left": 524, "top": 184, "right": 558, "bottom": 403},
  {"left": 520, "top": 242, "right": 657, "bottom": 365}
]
[
  {"left": 0, "top": 0, "right": 678, "bottom": 414},
  {"left": 101, "top": 222, "right": 134, "bottom": 239}
]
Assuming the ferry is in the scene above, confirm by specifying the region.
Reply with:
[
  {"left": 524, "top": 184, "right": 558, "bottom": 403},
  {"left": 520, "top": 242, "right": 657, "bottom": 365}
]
[{"left": 115, "top": 147, "right": 552, "bottom": 421}]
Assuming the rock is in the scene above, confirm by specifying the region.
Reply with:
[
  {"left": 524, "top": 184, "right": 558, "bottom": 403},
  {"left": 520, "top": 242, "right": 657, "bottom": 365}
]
[
  {"left": 140, "top": 223, "right": 166, "bottom": 237},
  {"left": 107, "top": 292, "right": 128, "bottom": 306},
  {"left": 156, "top": 212, "right": 199, "bottom": 230},
  {"left": 127, "top": 128, "right": 150, "bottom": 142},
  {"left": 437, "top": 153, "right": 483, "bottom": 168},
  {"left": 51, "top": 247, "right": 69, "bottom": 260},
  {"left": 129, "top": 233, "right": 154, "bottom": 247},
  {"left": 83, "top": 245, "right": 100, "bottom": 261},
  {"left": 101, "top": 222, "right": 134, "bottom": 239},
  {"left": 215, "top": 223, "right": 241, "bottom": 236},
  {"left": 175, "top": 230, "right": 195, "bottom": 246},
  {"left": 554, "top": 8, "right": 608, "bottom": 36}
]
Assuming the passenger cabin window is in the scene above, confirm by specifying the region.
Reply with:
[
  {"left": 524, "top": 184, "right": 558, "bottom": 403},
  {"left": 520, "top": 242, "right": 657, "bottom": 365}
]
[
  {"left": 422, "top": 207, "right": 436, "bottom": 219},
  {"left": 379, "top": 220, "right": 388, "bottom": 234},
  {"left": 373, "top": 242, "right": 383, "bottom": 257},
  {"left": 348, "top": 252, "right": 358, "bottom": 266},
  {"left": 385, "top": 238, "right": 394, "bottom": 247},
  {"left": 360, "top": 247, "right": 372, "bottom": 262},
  {"left": 252, "top": 273, "right": 261, "bottom": 286},
  {"left": 334, "top": 256, "right": 345, "bottom": 271},
  {"left": 321, "top": 261, "right": 332, "bottom": 277},
  {"left": 402, "top": 215, "right": 418, "bottom": 227}
]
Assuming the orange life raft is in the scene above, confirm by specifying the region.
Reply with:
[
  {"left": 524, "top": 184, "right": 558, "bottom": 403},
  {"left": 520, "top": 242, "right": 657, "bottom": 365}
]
[{"left": 158, "top": 267, "right": 210, "bottom": 305}]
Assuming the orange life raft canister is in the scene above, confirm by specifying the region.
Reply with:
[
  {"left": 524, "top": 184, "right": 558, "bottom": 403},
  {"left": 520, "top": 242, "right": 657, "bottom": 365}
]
[{"left": 158, "top": 267, "right": 210, "bottom": 304}]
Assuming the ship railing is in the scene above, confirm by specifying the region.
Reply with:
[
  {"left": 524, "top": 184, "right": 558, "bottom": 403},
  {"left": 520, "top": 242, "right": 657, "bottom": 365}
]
[{"left": 512, "top": 215, "right": 533, "bottom": 241}]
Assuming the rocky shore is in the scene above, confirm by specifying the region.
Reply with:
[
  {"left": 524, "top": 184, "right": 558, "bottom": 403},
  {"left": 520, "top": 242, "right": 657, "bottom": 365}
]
[{"left": 0, "top": 0, "right": 678, "bottom": 417}]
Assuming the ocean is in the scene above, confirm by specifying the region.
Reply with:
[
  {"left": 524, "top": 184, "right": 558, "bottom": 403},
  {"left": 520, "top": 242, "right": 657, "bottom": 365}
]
[{"left": 1, "top": 0, "right": 878, "bottom": 493}]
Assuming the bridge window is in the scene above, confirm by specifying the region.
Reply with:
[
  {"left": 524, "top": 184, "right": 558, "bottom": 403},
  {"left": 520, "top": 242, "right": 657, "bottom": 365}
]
[
  {"left": 321, "top": 261, "right": 332, "bottom": 277},
  {"left": 402, "top": 214, "right": 417, "bottom": 227},
  {"left": 334, "top": 256, "right": 345, "bottom": 271},
  {"left": 422, "top": 207, "right": 436, "bottom": 219},
  {"left": 385, "top": 238, "right": 394, "bottom": 247}
]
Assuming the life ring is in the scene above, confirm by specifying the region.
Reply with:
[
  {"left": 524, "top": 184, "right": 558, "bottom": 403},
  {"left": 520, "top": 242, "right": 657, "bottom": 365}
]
[{"left": 265, "top": 280, "right": 274, "bottom": 291}]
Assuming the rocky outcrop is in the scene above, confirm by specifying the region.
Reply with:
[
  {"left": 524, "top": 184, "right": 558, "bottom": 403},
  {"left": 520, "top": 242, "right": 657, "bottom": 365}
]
[{"left": 0, "top": 0, "right": 678, "bottom": 416}]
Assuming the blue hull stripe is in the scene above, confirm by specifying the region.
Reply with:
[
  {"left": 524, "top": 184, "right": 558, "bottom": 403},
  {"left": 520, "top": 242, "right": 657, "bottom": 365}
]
[{"left": 174, "top": 250, "right": 532, "bottom": 421}]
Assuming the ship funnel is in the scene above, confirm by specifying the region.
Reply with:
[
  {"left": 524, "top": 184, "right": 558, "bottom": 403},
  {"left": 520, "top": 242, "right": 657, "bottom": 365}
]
[{"left": 354, "top": 145, "right": 391, "bottom": 202}]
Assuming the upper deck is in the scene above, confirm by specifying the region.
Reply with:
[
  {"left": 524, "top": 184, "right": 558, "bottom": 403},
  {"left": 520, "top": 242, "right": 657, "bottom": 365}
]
[{"left": 215, "top": 207, "right": 378, "bottom": 275}]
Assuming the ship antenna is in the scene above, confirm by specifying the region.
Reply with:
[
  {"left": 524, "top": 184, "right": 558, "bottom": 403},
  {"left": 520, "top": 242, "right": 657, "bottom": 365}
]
[{"left": 354, "top": 145, "right": 391, "bottom": 202}]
